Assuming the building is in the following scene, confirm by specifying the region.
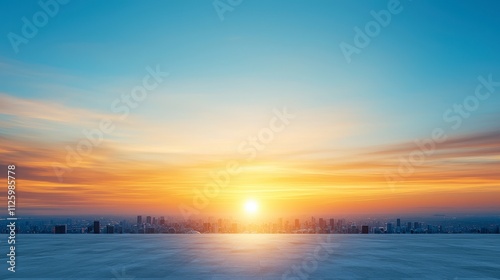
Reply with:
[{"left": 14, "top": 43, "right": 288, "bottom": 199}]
[
  {"left": 137, "top": 215, "right": 142, "bottom": 225},
  {"left": 203, "top": 223, "right": 211, "bottom": 233},
  {"left": 337, "top": 219, "right": 344, "bottom": 233},
  {"left": 93, "top": 221, "right": 100, "bottom": 234},
  {"left": 106, "top": 225, "right": 114, "bottom": 234},
  {"left": 319, "top": 218, "right": 326, "bottom": 230},
  {"left": 294, "top": 219, "right": 300, "bottom": 230},
  {"left": 146, "top": 216, "right": 152, "bottom": 224},
  {"left": 361, "top": 225, "right": 369, "bottom": 234},
  {"left": 329, "top": 219, "right": 335, "bottom": 231},
  {"left": 115, "top": 225, "right": 123, "bottom": 234},
  {"left": 387, "top": 223, "right": 393, "bottom": 233},
  {"left": 397, "top": 218, "right": 401, "bottom": 227},
  {"left": 54, "top": 225, "right": 67, "bottom": 234}
]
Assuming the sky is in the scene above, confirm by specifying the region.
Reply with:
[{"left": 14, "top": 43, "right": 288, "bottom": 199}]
[{"left": 0, "top": 0, "right": 499, "bottom": 218}]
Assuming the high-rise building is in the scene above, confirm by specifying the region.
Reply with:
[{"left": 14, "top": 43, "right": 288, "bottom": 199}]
[
  {"left": 407, "top": 222, "right": 412, "bottom": 230},
  {"left": 106, "top": 225, "right": 114, "bottom": 234},
  {"left": 387, "top": 223, "right": 393, "bottom": 233},
  {"left": 137, "top": 215, "right": 142, "bottom": 225},
  {"left": 396, "top": 218, "right": 401, "bottom": 233},
  {"left": 337, "top": 219, "right": 344, "bottom": 233},
  {"left": 93, "top": 221, "right": 100, "bottom": 234},
  {"left": 294, "top": 219, "right": 300, "bottom": 230},
  {"left": 146, "top": 216, "right": 152, "bottom": 224},
  {"left": 203, "top": 223, "right": 210, "bottom": 232},
  {"left": 319, "top": 218, "right": 326, "bottom": 230},
  {"left": 329, "top": 219, "right": 335, "bottom": 231},
  {"left": 361, "top": 225, "right": 369, "bottom": 234},
  {"left": 54, "top": 225, "right": 67, "bottom": 234},
  {"left": 115, "top": 226, "right": 123, "bottom": 234}
]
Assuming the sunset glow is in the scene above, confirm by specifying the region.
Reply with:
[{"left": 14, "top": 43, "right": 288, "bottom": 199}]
[
  {"left": 0, "top": 1, "right": 499, "bottom": 219},
  {"left": 244, "top": 199, "right": 259, "bottom": 214}
]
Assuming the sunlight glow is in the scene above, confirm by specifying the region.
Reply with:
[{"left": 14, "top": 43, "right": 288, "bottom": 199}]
[{"left": 244, "top": 199, "right": 259, "bottom": 214}]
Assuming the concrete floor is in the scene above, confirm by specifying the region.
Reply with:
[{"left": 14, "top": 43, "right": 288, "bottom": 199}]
[{"left": 5, "top": 234, "right": 500, "bottom": 279}]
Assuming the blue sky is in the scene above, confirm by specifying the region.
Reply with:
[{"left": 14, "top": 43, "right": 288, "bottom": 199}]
[
  {"left": 1, "top": 0, "right": 500, "bottom": 215},
  {"left": 2, "top": 1, "right": 499, "bottom": 137}
]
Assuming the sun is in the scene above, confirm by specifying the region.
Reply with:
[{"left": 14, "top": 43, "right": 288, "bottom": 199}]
[{"left": 244, "top": 199, "right": 259, "bottom": 214}]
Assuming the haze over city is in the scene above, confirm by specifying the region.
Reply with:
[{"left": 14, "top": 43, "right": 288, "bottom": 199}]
[
  {"left": 2, "top": 0, "right": 500, "bottom": 279},
  {"left": 1, "top": 0, "right": 500, "bottom": 220}
]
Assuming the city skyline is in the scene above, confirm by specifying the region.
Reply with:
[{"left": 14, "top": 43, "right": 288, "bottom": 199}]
[
  {"left": 2, "top": 1, "right": 500, "bottom": 278},
  {"left": 3, "top": 213, "right": 500, "bottom": 235},
  {"left": 1, "top": 1, "right": 500, "bottom": 218}
]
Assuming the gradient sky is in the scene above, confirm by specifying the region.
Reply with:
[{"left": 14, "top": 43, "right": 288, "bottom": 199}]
[{"left": 1, "top": 0, "right": 499, "bottom": 218}]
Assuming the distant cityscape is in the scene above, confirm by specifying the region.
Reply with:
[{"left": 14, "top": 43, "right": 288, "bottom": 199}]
[{"left": 2, "top": 215, "right": 500, "bottom": 235}]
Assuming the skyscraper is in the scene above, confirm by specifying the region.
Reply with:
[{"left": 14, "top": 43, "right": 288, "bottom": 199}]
[
  {"left": 93, "top": 221, "right": 100, "bottom": 234},
  {"left": 319, "top": 218, "right": 326, "bottom": 230},
  {"left": 387, "top": 223, "right": 393, "bottom": 233},
  {"left": 137, "top": 215, "right": 142, "bottom": 225},
  {"left": 54, "top": 225, "right": 67, "bottom": 234},
  {"left": 106, "top": 225, "right": 114, "bottom": 234},
  {"left": 146, "top": 216, "right": 152, "bottom": 224},
  {"left": 329, "top": 219, "right": 335, "bottom": 231},
  {"left": 397, "top": 218, "right": 401, "bottom": 227},
  {"left": 361, "top": 225, "right": 369, "bottom": 234}
]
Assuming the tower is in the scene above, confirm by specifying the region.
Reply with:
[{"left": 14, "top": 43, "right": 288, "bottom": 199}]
[{"left": 93, "top": 221, "right": 100, "bottom": 234}]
